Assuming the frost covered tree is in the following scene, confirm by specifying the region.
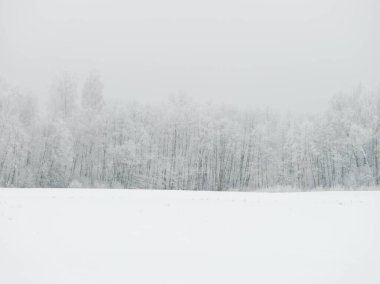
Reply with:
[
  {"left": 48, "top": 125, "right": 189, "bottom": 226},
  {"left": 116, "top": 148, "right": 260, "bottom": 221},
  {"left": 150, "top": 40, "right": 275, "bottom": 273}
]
[
  {"left": 51, "top": 74, "right": 78, "bottom": 119},
  {"left": 81, "top": 72, "right": 104, "bottom": 111},
  {"left": 1, "top": 76, "right": 379, "bottom": 190}
]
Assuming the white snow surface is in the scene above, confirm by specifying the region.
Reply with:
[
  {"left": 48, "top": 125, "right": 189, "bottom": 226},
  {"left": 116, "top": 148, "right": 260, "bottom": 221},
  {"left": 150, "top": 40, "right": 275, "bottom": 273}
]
[{"left": 1, "top": 188, "right": 379, "bottom": 284}]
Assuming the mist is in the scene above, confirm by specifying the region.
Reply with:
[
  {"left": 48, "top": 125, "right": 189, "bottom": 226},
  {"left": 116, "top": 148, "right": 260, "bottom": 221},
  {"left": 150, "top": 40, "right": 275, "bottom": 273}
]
[{"left": 1, "top": 0, "right": 379, "bottom": 112}]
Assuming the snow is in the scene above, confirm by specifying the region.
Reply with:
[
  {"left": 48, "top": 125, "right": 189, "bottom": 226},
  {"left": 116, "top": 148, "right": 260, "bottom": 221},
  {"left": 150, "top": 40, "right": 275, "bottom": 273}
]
[{"left": 1, "top": 188, "right": 380, "bottom": 284}]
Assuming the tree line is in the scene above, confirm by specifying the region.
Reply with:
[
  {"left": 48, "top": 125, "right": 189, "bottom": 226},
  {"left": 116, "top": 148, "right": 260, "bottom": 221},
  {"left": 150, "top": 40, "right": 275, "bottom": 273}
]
[{"left": 0, "top": 74, "right": 379, "bottom": 190}]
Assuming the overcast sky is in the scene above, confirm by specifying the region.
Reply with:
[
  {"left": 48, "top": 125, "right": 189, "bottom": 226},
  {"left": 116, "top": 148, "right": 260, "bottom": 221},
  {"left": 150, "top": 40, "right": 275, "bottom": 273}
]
[{"left": 0, "top": 0, "right": 379, "bottom": 112}]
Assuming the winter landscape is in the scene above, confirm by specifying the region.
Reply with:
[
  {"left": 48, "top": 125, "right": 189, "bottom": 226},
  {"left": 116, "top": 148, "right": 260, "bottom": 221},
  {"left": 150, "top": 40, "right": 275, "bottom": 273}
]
[{"left": 1, "top": 0, "right": 380, "bottom": 283}]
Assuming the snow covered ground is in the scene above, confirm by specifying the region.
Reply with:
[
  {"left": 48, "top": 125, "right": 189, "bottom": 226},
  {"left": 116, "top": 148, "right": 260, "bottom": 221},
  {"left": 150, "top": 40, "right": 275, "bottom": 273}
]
[{"left": 1, "top": 189, "right": 379, "bottom": 284}]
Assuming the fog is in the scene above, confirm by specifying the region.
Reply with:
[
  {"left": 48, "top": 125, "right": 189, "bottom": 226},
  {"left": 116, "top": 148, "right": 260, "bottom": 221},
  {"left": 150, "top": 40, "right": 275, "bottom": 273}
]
[{"left": 0, "top": 0, "right": 379, "bottom": 112}]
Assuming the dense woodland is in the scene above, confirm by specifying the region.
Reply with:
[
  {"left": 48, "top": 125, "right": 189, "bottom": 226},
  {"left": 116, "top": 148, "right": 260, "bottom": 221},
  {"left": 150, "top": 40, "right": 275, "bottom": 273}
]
[{"left": 0, "top": 74, "right": 379, "bottom": 190}]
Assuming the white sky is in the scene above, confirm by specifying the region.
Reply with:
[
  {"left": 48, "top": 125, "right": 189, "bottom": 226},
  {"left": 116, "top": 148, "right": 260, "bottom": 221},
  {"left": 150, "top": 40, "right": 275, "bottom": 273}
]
[{"left": 0, "top": 0, "right": 379, "bottom": 112}]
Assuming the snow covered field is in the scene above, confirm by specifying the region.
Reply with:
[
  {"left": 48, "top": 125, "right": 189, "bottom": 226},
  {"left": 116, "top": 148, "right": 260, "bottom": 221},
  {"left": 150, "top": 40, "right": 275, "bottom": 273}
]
[{"left": 1, "top": 189, "right": 379, "bottom": 284}]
